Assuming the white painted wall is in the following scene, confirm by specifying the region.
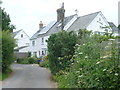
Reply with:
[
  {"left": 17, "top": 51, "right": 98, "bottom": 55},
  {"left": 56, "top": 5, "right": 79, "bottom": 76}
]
[
  {"left": 87, "top": 12, "right": 112, "bottom": 33},
  {"left": 30, "top": 35, "right": 49, "bottom": 57},
  {"left": 14, "top": 30, "right": 30, "bottom": 47}
]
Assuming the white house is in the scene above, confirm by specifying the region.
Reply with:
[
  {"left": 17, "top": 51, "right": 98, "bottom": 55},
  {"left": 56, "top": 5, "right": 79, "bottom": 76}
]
[
  {"left": 29, "top": 5, "right": 115, "bottom": 57},
  {"left": 12, "top": 29, "right": 30, "bottom": 52}
]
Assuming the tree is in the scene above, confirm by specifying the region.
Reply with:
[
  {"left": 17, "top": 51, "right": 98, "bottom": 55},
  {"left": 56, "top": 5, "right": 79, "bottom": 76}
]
[
  {"left": 0, "top": 8, "right": 15, "bottom": 32},
  {"left": 118, "top": 24, "right": 120, "bottom": 30}
]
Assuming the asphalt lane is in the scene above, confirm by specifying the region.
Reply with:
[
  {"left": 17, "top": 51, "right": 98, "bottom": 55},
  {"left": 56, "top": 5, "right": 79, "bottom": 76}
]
[{"left": 2, "top": 64, "right": 54, "bottom": 88}]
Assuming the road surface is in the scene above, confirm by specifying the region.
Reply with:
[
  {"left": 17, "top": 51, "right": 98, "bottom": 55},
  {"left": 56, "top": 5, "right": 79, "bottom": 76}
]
[{"left": 2, "top": 64, "right": 54, "bottom": 88}]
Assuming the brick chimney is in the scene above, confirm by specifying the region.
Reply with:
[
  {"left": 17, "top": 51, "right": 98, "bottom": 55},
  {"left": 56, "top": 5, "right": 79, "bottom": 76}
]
[
  {"left": 57, "top": 3, "right": 65, "bottom": 22},
  {"left": 39, "top": 21, "right": 43, "bottom": 29}
]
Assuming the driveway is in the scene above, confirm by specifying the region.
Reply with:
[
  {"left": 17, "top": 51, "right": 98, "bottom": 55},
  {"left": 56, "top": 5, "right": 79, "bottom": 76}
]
[{"left": 2, "top": 64, "right": 54, "bottom": 88}]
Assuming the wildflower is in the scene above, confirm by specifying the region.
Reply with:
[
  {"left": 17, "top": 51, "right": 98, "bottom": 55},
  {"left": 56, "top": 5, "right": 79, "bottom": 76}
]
[
  {"left": 75, "top": 44, "right": 80, "bottom": 46},
  {"left": 103, "top": 69, "right": 106, "bottom": 71},
  {"left": 71, "top": 63, "right": 74, "bottom": 65},
  {"left": 79, "top": 68, "right": 82, "bottom": 70},
  {"left": 115, "top": 73, "right": 118, "bottom": 76},
  {"left": 76, "top": 71, "right": 80, "bottom": 73},
  {"left": 96, "top": 61, "right": 100, "bottom": 64},
  {"left": 85, "top": 56, "right": 88, "bottom": 58},
  {"left": 78, "top": 75, "right": 83, "bottom": 77},
  {"left": 58, "top": 57, "right": 61, "bottom": 60},
  {"left": 83, "top": 44, "right": 85, "bottom": 45},
  {"left": 79, "top": 52, "right": 83, "bottom": 55}
]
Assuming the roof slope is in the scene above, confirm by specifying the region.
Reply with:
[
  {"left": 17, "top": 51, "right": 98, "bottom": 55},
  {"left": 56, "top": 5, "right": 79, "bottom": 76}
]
[
  {"left": 68, "top": 11, "right": 100, "bottom": 31},
  {"left": 31, "top": 11, "right": 100, "bottom": 38},
  {"left": 11, "top": 30, "right": 22, "bottom": 37},
  {"left": 108, "top": 22, "right": 119, "bottom": 32}
]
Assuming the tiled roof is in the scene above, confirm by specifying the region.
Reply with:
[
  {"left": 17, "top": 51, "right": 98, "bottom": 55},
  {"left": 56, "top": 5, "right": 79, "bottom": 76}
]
[
  {"left": 31, "top": 11, "right": 101, "bottom": 38},
  {"left": 11, "top": 30, "right": 22, "bottom": 37},
  {"left": 108, "top": 22, "right": 119, "bottom": 32}
]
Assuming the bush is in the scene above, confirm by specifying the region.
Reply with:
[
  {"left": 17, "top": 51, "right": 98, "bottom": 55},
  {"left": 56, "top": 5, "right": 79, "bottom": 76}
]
[
  {"left": 1, "top": 31, "right": 15, "bottom": 73},
  {"left": 17, "top": 58, "right": 29, "bottom": 64},
  {"left": 47, "top": 31, "right": 77, "bottom": 74},
  {"left": 57, "top": 33, "right": 119, "bottom": 88},
  {"left": 39, "top": 56, "right": 49, "bottom": 68},
  {"left": 28, "top": 57, "right": 35, "bottom": 64}
]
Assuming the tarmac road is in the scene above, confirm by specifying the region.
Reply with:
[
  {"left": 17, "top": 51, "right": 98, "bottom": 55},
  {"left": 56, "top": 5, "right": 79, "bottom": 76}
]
[{"left": 2, "top": 64, "right": 54, "bottom": 88}]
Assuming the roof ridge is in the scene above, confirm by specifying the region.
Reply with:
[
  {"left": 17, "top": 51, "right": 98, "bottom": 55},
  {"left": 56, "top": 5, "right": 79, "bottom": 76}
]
[{"left": 80, "top": 11, "right": 101, "bottom": 18}]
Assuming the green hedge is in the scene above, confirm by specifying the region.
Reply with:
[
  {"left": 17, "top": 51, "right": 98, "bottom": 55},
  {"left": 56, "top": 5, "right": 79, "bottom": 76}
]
[
  {"left": 47, "top": 31, "right": 77, "bottom": 74},
  {"left": 1, "top": 31, "right": 15, "bottom": 73},
  {"left": 17, "top": 57, "right": 37, "bottom": 64}
]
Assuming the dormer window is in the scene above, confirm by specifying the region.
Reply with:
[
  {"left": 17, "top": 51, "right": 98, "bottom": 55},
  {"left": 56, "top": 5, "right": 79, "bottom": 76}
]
[{"left": 21, "top": 34, "right": 23, "bottom": 38}]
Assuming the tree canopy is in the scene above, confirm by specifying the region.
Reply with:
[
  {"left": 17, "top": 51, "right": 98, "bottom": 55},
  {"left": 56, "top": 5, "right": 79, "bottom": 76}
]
[
  {"left": 118, "top": 24, "right": 120, "bottom": 30},
  {"left": 0, "top": 7, "right": 15, "bottom": 32}
]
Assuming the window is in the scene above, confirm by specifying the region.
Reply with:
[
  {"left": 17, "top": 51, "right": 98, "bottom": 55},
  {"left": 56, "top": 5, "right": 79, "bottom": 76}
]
[
  {"left": 32, "top": 41, "right": 35, "bottom": 46},
  {"left": 42, "top": 37, "right": 44, "bottom": 44},
  {"left": 33, "top": 52, "right": 37, "bottom": 57},
  {"left": 21, "top": 34, "right": 23, "bottom": 38},
  {"left": 42, "top": 51, "right": 44, "bottom": 55},
  {"left": 39, "top": 51, "right": 41, "bottom": 56}
]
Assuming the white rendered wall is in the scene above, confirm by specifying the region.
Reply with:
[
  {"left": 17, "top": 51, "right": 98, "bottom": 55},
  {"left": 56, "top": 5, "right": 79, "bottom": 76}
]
[
  {"left": 14, "top": 30, "right": 30, "bottom": 47},
  {"left": 87, "top": 12, "right": 112, "bottom": 33}
]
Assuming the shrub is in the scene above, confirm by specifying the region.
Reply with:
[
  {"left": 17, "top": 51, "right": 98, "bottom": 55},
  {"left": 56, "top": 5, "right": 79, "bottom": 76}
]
[
  {"left": 28, "top": 57, "right": 35, "bottom": 64},
  {"left": 17, "top": 58, "right": 29, "bottom": 64},
  {"left": 1, "top": 31, "right": 15, "bottom": 73},
  {"left": 47, "top": 31, "right": 77, "bottom": 74},
  {"left": 57, "top": 33, "right": 119, "bottom": 88}
]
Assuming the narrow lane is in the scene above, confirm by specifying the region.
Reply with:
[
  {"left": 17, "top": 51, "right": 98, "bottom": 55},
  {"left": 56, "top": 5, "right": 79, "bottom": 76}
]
[{"left": 2, "top": 64, "right": 54, "bottom": 88}]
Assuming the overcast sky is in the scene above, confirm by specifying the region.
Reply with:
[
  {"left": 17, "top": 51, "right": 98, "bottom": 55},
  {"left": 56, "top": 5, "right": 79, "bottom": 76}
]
[{"left": 1, "top": 0, "right": 119, "bottom": 37}]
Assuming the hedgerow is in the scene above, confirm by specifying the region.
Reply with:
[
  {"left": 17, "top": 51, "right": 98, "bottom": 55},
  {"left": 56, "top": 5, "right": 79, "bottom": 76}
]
[{"left": 1, "top": 31, "right": 15, "bottom": 73}]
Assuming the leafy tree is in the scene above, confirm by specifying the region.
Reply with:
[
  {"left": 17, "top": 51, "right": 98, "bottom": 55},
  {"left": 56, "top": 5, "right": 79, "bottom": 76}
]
[
  {"left": 0, "top": 8, "right": 15, "bottom": 32},
  {"left": 1, "top": 31, "right": 15, "bottom": 73},
  {"left": 47, "top": 31, "right": 77, "bottom": 74},
  {"left": 118, "top": 24, "right": 120, "bottom": 30}
]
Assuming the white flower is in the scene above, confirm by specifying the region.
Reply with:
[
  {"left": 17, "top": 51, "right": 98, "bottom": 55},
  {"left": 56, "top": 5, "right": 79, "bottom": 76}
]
[
  {"left": 79, "top": 52, "right": 83, "bottom": 55},
  {"left": 78, "top": 75, "right": 83, "bottom": 77},
  {"left": 83, "top": 44, "right": 85, "bottom": 45},
  {"left": 115, "top": 73, "right": 118, "bottom": 76},
  {"left": 96, "top": 61, "right": 100, "bottom": 64},
  {"left": 85, "top": 56, "right": 88, "bottom": 58},
  {"left": 71, "top": 63, "right": 74, "bottom": 65},
  {"left": 103, "top": 69, "right": 106, "bottom": 71},
  {"left": 58, "top": 57, "right": 61, "bottom": 60}
]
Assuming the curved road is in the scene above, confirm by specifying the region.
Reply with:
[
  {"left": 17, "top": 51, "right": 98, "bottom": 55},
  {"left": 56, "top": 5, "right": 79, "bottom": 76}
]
[{"left": 2, "top": 64, "right": 54, "bottom": 88}]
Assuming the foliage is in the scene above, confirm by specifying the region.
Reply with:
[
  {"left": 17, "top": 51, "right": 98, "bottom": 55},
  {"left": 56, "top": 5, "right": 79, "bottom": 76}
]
[
  {"left": 118, "top": 24, "right": 120, "bottom": 30},
  {"left": 1, "top": 31, "right": 15, "bottom": 73},
  {"left": 28, "top": 57, "right": 35, "bottom": 64},
  {"left": 55, "top": 31, "right": 119, "bottom": 88},
  {"left": 17, "top": 58, "right": 29, "bottom": 64},
  {"left": 0, "top": 8, "right": 15, "bottom": 32},
  {"left": 17, "top": 57, "right": 37, "bottom": 64},
  {"left": 47, "top": 31, "right": 77, "bottom": 74},
  {"left": 39, "top": 56, "right": 49, "bottom": 68}
]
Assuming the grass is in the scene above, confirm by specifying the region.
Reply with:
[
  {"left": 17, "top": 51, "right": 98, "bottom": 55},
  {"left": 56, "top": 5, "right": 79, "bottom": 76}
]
[{"left": 0, "top": 68, "right": 13, "bottom": 81}]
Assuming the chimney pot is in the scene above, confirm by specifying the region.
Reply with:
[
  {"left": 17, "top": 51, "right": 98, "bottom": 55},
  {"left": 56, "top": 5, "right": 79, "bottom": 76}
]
[{"left": 39, "top": 21, "right": 43, "bottom": 29}]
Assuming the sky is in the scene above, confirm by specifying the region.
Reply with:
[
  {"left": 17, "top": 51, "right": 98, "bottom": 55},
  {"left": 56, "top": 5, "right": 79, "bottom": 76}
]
[{"left": 1, "top": 0, "right": 119, "bottom": 37}]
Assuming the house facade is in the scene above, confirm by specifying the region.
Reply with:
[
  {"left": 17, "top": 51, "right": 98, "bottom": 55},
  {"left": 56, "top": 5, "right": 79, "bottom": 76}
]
[
  {"left": 12, "top": 29, "right": 30, "bottom": 52},
  {"left": 29, "top": 5, "right": 113, "bottom": 57}
]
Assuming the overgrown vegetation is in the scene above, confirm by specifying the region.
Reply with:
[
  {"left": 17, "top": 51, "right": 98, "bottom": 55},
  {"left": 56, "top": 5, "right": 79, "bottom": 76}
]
[
  {"left": 47, "top": 31, "right": 77, "bottom": 74},
  {"left": 1, "top": 31, "right": 15, "bottom": 73},
  {"left": 16, "top": 57, "right": 37, "bottom": 64},
  {"left": 47, "top": 29, "right": 119, "bottom": 88}
]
